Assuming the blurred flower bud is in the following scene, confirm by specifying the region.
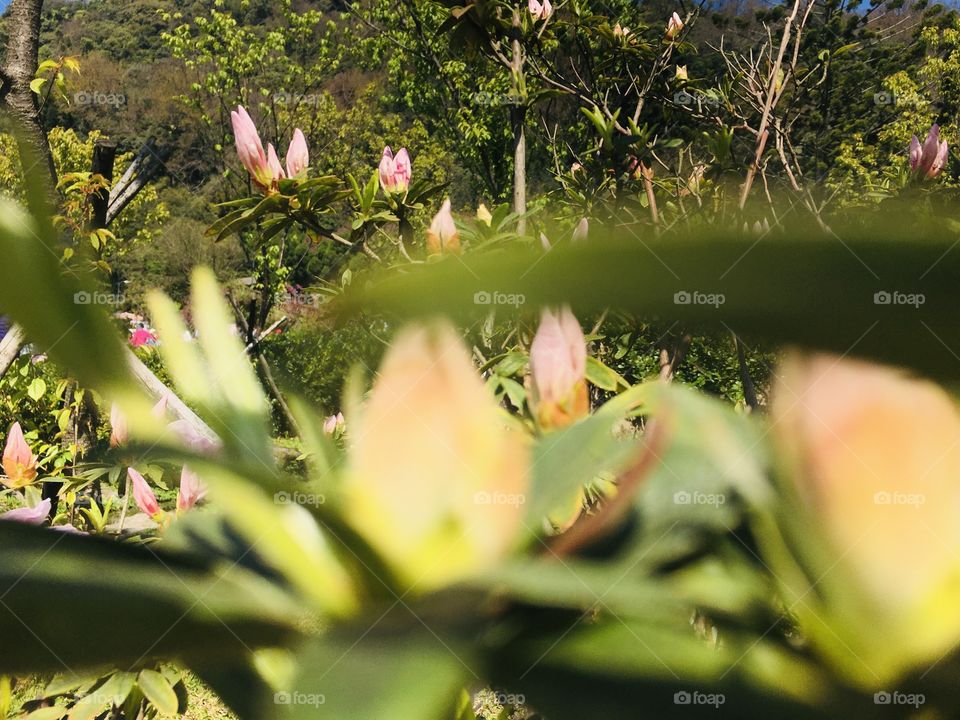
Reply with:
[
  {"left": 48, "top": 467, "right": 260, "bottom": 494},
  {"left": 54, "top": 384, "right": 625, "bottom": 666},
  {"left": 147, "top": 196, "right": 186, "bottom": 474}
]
[
  {"left": 323, "top": 412, "right": 345, "bottom": 436},
  {"left": 426, "top": 198, "right": 461, "bottom": 255},
  {"left": 177, "top": 465, "right": 206, "bottom": 513},
  {"left": 771, "top": 354, "right": 960, "bottom": 683},
  {"left": 529, "top": 306, "right": 589, "bottom": 430},
  {"left": 343, "top": 322, "right": 529, "bottom": 591},
  {"left": 572, "top": 217, "right": 590, "bottom": 242},
  {"left": 109, "top": 403, "right": 128, "bottom": 448},
  {"left": 476, "top": 203, "right": 493, "bottom": 226}
]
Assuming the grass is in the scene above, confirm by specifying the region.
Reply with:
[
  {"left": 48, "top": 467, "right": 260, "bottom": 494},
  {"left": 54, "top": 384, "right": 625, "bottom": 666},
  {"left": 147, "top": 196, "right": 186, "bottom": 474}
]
[{"left": 5, "top": 670, "right": 234, "bottom": 719}]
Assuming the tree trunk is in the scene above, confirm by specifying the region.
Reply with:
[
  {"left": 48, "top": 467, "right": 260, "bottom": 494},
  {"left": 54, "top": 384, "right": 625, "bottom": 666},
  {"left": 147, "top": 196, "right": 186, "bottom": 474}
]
[
  {"left": 0, "top": 0, "right": 56, "bottom": 184},
  {"left": 0, "top": 324, "right": 26, "bottom": 376},
  {"left": 659, "top": 333, "right": 691, "bottom": 382},
  {"left": 510, "top": 10, "right": 527, "bottom": 234},
  {"left": 734, "top": 334, "right": 761, "bottom": 411},
  {"left": 90, "top": 139, "right": 117, "bottom": 230}
]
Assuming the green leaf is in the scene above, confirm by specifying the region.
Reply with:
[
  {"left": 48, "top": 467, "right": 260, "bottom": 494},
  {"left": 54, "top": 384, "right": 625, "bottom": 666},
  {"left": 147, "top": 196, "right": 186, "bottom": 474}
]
[
  {"left": 27, "top": 377, "right": 47, "bottom": 401},
  {"left": 279, "top": 606, "right": 468, "bottom": 719},
  {"left": 29, "top": 77, "right": 47, "bottom": 94},
  {"left": 0, "top": 191, "right": 130, "bottom": 394},
  {"left": 23, "top": 707, "right": 67, "bottom": 720},
  {"left": 67, "top": 672, "right": 135, "bottom": 720},
  {"left": 585, "top": 356, "right": 628, "bottom": 391},
  {"left": 337, "top": 235, "right": 960, "bottom": 381},
  {"left": 525, "top": 401, "right": 645, "bottom": 528},
  {"left": 137, "top": 670, "right": 179, "bottom": 715},
  {"left": 0, "top": 522, "right": 298, "bottom": 674}
]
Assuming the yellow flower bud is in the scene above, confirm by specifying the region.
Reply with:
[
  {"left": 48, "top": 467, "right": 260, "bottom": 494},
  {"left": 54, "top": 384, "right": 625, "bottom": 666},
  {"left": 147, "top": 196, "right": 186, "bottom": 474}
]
[
  {"left": 771, "top": 353, "right": 960, "bottom": 684},
  {"left": 343, "top": 322, "right": 529, "bottom": 592}
]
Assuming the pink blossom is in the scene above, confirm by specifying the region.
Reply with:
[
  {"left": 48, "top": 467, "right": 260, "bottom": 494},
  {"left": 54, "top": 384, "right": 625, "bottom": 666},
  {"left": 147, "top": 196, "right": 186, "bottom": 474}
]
[
  {"left": 3, "top": 422, "right": 38, "bottom": 488},
  {"left": 266, "top": 143, "right": 285, "bottom": 184},
  {"left": 666, "top": 12, "right": 684, "bottom": 39},
  {"left": 177, "top": 465, "right": 206, "bottom": 512},
  {"left": 529, "top": 307, "right": 589, "bottom": 430},
  {"left": 230, "top": 105, "right": 275, "bottom": 190},
  {"left": 285, "top": 128, "right": 309, "bottom": 178},
  {"left": 529, "top": 0, "right": 553, "bottom": 20},
  {"left": 0, "top": 498, "right": 50, "bottom": 524},
  {"left": 323, "top": 412, "right": 345, "bottom": 436},
  {"left": 128, "top": 468, "right": 161, "bottom": 519},
  {"left": 379, "top": 146, "right": 412, "bottom": 194},
  {"left": 909, "top": 124, "right": 949, "bottom": 179},
  {"left": 426, "top": 198, "right": 461, "bottom": 255},
  {"left": 109, "top": 403, "right": 128, "bottom": 447}
]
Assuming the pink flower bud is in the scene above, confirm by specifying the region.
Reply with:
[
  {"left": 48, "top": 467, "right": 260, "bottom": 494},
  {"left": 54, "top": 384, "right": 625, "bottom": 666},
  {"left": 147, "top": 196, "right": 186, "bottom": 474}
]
[
  {"left": 529, "top": 0, "right": 552, "bottom": 19},
  {"left": 266, "top": 143, "right": 285, "bottom": 186},
  {"left": 426, "top": 198, "right": 461, "bottom": 255},
  {"left": 285, "top": 128, "right": 309, "bottom": 178},
  {"left": 666, "top": 12, "right": 684, "bottom": 39},
  {"left": 128, "top": 467, "right": 162, "bottom": 519},
  {"left": 230, "top": 105, "right": 274, "bottom": 190},
  {"left": 529, "top": 307, "right": 588, "bottom": 430},
  {"left": 572, "top": 217, "right": 590, "bottom": 242},
  {"left": 0, "top": 498, "right": 50, "bottom": 525},
  {"left": 909, "top": 124, "right": 948, "bottom": 179},
  {"left": 109, "top": 403, "right": 128, "bottom": 448},
  {"left": 177, "top": 465, "right": 206, "bottom": 513},
  {"left": 323, "top": 412, "right": 345, "bottom": 436},
  {"left": 3, "top": 422, "right": 38, "bottom": 488},
  {"left": 379, "top": 146, "right": 411, "bottom": 194},
  {"left": 152, "top": 395, "right": 169, "bottom": 419}
]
